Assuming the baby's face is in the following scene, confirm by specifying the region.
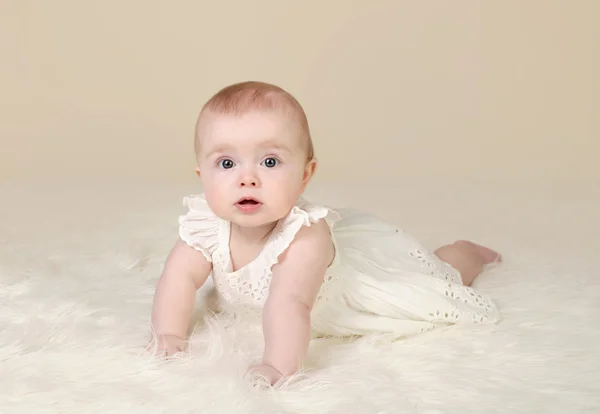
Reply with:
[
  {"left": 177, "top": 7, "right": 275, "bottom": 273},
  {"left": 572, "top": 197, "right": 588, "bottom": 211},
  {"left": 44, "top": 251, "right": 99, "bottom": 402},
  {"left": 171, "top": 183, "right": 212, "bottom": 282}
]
[{"left": 195, "top": 110, "right": 315, "bottom": 228}]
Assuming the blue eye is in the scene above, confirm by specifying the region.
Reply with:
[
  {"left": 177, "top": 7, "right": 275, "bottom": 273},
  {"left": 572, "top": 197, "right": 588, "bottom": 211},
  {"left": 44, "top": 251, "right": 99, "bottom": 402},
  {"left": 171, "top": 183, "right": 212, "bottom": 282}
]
[
  {"left": 218, "top": 159, "right": 235, "bottom": 169},
  {"left": 261, "top": 157, "right": 279, "bottom": 168}
]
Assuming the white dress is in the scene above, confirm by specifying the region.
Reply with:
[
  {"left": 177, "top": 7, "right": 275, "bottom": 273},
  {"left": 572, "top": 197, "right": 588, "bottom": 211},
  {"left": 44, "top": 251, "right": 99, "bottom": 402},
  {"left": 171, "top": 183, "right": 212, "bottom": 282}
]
[{"left": 178, "top": 193, "right": 500, "bottom": 339}]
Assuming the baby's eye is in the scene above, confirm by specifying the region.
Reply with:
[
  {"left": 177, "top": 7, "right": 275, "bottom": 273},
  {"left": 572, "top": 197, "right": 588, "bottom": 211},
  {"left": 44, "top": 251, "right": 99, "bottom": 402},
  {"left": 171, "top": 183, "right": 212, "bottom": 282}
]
[
  {"left": 218, "top": 159, "right": 235, "bottom": 169},
  {"left": 261, "top": 157, "right": 279, "bottom": 168}
]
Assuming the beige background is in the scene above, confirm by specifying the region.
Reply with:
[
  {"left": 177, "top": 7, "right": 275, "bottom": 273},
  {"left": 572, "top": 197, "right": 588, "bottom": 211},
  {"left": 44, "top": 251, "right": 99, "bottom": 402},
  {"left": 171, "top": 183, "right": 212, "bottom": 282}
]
[{"left": 1, "top": 1, "right": 598, "bottom": 187}]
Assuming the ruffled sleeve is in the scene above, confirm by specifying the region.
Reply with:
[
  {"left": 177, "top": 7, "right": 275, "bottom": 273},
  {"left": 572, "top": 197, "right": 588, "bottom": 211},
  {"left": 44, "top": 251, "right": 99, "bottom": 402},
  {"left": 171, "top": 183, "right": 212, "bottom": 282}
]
[
  {"left": 259, "top": 198, "right": 340, "bottom": 272},
  {"left": 178, "top": 194, "right": 220, "bottom": 263}
]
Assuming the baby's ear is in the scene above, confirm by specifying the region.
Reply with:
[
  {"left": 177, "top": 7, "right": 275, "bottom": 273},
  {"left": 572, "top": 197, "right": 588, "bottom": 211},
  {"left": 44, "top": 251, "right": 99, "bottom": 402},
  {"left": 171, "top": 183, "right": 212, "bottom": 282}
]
[
  {"left": 194, "top": 167, "right": 201, "bottom": 177},
  {"left": 302, "top": 159, "right": 317, "bottom": 185}
]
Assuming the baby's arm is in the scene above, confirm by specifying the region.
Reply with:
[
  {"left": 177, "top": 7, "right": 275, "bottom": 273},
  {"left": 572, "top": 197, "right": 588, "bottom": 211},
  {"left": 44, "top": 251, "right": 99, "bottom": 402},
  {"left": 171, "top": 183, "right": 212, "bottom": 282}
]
[
  {"left": 149, "top": 239, "right": 212, "bottom": 355},
  {"left": 258, "top": 220, "right": 334, "bottom": 381}
]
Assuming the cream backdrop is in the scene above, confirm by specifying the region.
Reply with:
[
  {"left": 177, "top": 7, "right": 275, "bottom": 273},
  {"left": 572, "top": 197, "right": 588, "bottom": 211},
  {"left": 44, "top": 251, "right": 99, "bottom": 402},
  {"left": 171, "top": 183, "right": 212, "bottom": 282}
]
[{"left": 1, "top": 1, "right": 598, "bottom": 186}]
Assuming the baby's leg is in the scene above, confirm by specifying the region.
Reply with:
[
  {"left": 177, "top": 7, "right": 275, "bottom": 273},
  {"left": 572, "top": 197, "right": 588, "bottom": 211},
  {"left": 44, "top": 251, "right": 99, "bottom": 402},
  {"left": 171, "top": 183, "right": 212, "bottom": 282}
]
[{"left": 434, "top": 240, "right": 501, "bottom": 286}]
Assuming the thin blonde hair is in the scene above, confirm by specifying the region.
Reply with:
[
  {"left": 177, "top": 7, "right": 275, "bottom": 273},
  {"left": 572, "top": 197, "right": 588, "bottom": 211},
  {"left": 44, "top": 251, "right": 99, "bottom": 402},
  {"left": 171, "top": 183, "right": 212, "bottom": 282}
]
[{"left": 194, "top": 81, "right": 315, "bottom": 161}]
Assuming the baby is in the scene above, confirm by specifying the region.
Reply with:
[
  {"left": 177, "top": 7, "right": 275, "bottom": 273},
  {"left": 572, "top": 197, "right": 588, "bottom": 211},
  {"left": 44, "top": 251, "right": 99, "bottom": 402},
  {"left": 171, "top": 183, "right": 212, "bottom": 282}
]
[{"left": 149, "top": 81, "right": 501, "bottom": 384}]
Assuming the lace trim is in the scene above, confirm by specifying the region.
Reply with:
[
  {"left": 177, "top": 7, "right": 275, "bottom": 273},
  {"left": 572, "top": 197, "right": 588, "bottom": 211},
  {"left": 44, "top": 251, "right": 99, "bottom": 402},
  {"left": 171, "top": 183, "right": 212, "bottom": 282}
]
[
  {"left": 178, "top": 194, "right": 220, "bottom": 263},
  {"left": 260, "top": 203, "right": 335, "bottom": 274},
  {"left": 221, "top": 201, "right": 339, "bottom": 305},
  {"left": 409, "top": 248, "right": 498, "bottom": 323}
]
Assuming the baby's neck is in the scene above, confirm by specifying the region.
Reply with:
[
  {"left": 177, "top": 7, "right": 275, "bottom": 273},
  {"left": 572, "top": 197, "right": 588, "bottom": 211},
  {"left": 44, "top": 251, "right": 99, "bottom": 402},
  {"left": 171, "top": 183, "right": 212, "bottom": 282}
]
[{"left": 231, "top": 221, "right": 278, "bottom": 245}]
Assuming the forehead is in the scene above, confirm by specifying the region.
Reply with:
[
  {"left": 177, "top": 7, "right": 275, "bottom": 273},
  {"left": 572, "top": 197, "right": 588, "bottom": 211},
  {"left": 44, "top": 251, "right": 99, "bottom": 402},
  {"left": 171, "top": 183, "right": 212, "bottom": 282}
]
[{"left": 197, "top": 110, "right": 303, "bottom": 153}]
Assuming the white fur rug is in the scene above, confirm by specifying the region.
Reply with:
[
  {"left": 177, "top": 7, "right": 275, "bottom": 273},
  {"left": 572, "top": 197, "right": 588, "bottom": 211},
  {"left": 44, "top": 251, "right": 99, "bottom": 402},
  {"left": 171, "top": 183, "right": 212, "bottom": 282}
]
[{"left": 1, "top": 180, "right": 598, "bottom": 413}]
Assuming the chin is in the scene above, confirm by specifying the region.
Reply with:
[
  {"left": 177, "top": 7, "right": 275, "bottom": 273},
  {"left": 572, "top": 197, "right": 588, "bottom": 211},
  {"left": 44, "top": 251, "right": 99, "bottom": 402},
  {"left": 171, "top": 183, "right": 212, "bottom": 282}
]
[
  {"left": 230, "top": 214, "right": 277, "bottom": 229},
  {"left": 230, "top": 205, "right": 291, "bottom": 228}
]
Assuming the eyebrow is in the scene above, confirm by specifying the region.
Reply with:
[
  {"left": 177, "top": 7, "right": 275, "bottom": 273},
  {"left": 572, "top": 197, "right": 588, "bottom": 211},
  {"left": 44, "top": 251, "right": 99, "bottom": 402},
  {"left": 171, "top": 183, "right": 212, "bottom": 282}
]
[
  {"left": 203, "top": 140, "right": 292, "bottom": 159},
  {"left": 203, "top": 145, "right": 231, "bottom": 159},
  {"left": 258, "top": 139, "right": 292, "bottom": 154}
]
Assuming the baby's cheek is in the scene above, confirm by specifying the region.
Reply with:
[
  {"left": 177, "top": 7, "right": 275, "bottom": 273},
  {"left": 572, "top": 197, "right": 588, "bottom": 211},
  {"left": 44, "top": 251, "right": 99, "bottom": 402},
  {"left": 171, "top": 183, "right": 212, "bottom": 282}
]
[
  {"left": 271, "top": 181, "right": 304, "bottom": 210},
  {"left": 203, "top": 185, "right": 227, "bottom": 211},
  {"left": 203, "top": 172, "right": 229, "bottom": 191}
]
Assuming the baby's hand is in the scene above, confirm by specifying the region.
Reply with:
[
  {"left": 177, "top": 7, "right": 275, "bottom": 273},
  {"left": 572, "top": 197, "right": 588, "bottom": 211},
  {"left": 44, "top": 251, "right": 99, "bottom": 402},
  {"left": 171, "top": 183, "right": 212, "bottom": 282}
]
[
  {"left": 247, "top": 364, "right": 284, "bottom": 385},
  {"left": 147, "top": 334, "right": 186, "bottom": 357}
]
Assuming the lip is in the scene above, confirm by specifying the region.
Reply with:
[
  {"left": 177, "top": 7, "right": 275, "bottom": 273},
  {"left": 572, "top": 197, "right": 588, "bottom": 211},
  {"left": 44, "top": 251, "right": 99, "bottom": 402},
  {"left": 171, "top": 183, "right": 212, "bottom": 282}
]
[{"left": 234, "top": 197, "right": 263, "bottom": 213}]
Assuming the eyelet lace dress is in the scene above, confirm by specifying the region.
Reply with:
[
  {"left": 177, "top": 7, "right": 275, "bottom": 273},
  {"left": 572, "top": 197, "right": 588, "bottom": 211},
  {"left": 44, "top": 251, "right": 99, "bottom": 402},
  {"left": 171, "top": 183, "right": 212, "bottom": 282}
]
[{"left": 179, "top": 194, "right": 500, "bottom": 339}]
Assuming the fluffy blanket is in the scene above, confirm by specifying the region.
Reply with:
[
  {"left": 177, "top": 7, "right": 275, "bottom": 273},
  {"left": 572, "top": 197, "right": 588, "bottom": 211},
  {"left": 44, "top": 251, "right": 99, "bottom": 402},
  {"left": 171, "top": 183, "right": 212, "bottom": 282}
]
[{"left": 1, "top": 181, "right": 598, "bottom": 413}]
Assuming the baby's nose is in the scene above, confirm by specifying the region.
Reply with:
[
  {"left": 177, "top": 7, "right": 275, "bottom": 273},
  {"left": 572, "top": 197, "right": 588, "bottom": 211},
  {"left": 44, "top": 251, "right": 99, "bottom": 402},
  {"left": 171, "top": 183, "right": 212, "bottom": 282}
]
[
  {"left": 240, "top": 179, "right": 256, "bottom": 187},
  {"left": 239, "top": 173, "right": 259, "bottom": 187}
]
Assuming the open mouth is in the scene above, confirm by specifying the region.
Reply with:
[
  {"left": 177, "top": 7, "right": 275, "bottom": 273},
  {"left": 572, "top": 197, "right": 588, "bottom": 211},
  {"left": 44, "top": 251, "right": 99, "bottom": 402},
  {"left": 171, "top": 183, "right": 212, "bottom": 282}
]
[{"left": 236, "top": 198, "right": 261, "bottom": 206}]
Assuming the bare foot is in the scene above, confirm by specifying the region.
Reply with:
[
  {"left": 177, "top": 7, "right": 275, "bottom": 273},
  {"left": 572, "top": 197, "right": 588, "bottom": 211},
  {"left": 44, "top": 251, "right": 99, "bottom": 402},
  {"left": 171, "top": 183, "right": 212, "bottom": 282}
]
[
  {"left": 456, "top": 240, "right": 502, "bottom": 264},
  {"left": 434, "top": 240, "right": 502, "bottom": 286}
]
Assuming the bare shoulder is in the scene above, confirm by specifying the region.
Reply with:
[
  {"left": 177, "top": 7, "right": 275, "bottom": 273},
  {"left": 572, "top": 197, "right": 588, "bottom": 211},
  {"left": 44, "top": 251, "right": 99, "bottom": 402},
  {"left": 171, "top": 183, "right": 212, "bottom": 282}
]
[
  {"left": 269, "top": 219, "right": 334, "bottom": 306},
  {"left": 163, "top": 239, "right": 213, "bottom": 289},
  {"left": 279, "top": 219, "right": 334, "bottom": 268}
]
